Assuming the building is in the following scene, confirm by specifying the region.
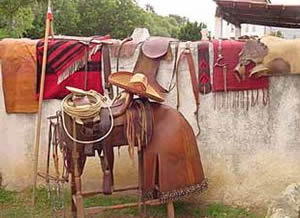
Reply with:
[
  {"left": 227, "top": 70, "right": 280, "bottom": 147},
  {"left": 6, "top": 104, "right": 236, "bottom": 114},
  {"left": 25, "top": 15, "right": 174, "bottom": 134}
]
[{"left": 214, "top": 0, "right": 300, "bottom": 39}]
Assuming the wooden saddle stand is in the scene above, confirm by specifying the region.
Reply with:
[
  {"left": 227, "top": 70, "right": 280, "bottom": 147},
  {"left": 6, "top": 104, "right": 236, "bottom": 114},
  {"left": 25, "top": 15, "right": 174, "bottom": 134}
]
[{"left": 43, "top": 37, "right": 207, "bottom": 218}]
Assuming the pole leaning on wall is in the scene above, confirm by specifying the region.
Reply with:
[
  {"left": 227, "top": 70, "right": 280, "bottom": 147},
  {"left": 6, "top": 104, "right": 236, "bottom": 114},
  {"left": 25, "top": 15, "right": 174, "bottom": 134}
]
[{"left": 32, "top": 0, "right": 53, "bottom": 205}]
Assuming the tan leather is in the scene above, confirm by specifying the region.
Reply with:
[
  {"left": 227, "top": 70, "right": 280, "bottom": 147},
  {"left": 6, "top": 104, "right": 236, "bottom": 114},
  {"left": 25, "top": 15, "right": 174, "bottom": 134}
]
[
  {"left": 235, "top": 36, "right": 300, "bottom": 78},
  {"left": 142, "top": 37, "right": 175, "bottom": 59},
  {"left": 133, "top": 53, "right": 166, "bottom": 93},
  {"left": 110, "top": 92, "right": 133, "bottom": 118},
  {"left": 102, "top": 44, "right": 113, "bottom": 99},
  {"left": 142, "top": 103, "right": 206, "bottom": 199},
  {"left": 0, "top": 39, "right": 39, "bottom": 113},
  {"left": 109, "top": 71, "right": 164, "bottom": 102},
  {"left": 133, "top": 37, "right": 175, "bottom": 94}
]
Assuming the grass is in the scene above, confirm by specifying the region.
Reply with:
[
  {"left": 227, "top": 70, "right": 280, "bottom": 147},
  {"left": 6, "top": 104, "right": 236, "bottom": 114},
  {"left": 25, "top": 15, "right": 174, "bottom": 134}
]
[{"left": 0, "top": 186, "right": 264, "bottom": 218}]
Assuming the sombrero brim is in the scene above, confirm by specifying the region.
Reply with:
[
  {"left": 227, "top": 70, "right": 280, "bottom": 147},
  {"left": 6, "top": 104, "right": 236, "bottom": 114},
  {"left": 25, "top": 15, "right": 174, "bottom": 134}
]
[{"left": 108, "top": 71, "right": 164, "bottom": 102}]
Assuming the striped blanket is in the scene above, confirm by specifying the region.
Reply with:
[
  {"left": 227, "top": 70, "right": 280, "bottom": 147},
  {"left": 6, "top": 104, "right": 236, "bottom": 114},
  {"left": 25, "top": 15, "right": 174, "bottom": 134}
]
[{"left": 37, "top": 36, "right": 110, "bottom": 99}]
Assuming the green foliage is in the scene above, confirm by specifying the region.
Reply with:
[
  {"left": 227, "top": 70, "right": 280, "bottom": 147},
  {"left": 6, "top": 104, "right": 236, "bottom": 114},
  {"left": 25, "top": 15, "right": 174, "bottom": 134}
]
[
  {"left": 0, "top": 186, "right": 70, "bottom": 218},
  {"left": 26, "top": 0, "right": 81, "bottom": 38},
  {"left": 144, "top": 12, "right": 181, "bottom": 38},
  {"left": 0, "top": 29, "right": 10, "bottom": 39},
  {"left": 0, "top": 188, "right": 17, "bottom": 204},
  {"left": 192, "top": 203, "right": 261, "bottom": 218},
  {"left": 270, "top": 30, "right": 283, "bottom": 38},
  {"left": 0, "top": 0, "right": 34, "bottom": 38},
  {"left": 169, "top": 14, "right": 188, "bottom": 26},
  {"left": 77, "top": 0, "right": 147, "bottom": 38},
  {"left": 0, "top": 187, "right": 263, "bottom": 218},
  {"left": 178, "top": 21, "right": 207, "bottom": 41},
  {"left": 0, "top": 0, "right": 207, "bottom": 40}
]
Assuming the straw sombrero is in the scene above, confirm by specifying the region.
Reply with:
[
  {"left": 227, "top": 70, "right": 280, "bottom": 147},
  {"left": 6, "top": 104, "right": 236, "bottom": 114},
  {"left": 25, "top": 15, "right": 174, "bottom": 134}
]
[{"left": 108, "top": 71, "right": 164, "bottom": 102}]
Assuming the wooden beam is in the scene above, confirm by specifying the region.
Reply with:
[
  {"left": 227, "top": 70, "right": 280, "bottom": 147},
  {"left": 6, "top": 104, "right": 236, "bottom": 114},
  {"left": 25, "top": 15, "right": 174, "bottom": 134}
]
[
  {"left": 216, "top": 0, "right": 300, "bottom": 28},
  {"left": 85, "top": 199, "right": 161, "bottom": 215},
  {"left": 81, "top": 186, "right": 139, "bottom": 197}
]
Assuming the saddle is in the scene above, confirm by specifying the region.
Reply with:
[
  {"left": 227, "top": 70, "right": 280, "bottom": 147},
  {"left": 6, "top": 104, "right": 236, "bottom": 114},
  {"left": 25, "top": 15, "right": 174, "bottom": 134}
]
[
  {"left": 58, "top": 87, "right": 153, "bottom": 195},
  {"left": 109, "top": 37, "right": 177, "bottom": 101},
  {"left": 134, "top": 37, "right": 175, "bottom": 94}
]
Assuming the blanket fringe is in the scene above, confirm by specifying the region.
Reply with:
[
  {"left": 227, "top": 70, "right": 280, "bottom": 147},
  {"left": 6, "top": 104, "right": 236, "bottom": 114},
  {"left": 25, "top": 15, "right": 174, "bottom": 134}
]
[
  {"left": 57, "top": 45, "right": 102, "bottom": 84},
  {"left": 214, "top": 88, "right": 270, "bottom": 110}
]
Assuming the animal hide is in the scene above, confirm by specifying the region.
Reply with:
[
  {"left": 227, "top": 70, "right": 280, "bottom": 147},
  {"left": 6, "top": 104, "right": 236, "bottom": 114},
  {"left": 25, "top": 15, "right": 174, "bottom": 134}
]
[
  {"left": 0, "top": 39, "right": 39, "bottom": 113},
  {"left": 235, "top": 36, "right": 300, "bottom": 78},
  {"left": 213, "top": 40, "right": 269, "bottom": 109}
]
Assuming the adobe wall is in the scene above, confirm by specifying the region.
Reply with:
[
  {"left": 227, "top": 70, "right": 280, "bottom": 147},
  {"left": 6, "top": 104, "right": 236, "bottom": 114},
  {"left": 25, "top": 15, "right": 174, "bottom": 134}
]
[{"left": 1, "top": 42, "right": 300, "bottom": 208}]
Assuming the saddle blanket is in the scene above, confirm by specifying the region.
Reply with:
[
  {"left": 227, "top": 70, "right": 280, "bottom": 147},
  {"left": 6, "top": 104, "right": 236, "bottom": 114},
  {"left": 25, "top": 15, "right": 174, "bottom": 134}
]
[
  {"left": 213, "top": 40, "right": 269, "bottom": 92},
  {"left": 36, "top": 36, "right": 110, "bottom": 99}
]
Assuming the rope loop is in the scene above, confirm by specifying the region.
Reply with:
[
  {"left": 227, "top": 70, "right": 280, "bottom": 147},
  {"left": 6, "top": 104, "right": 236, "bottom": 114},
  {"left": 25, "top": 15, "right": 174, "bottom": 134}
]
[{"left": 60, "top": 89, "right": 114, "bottom": 144}]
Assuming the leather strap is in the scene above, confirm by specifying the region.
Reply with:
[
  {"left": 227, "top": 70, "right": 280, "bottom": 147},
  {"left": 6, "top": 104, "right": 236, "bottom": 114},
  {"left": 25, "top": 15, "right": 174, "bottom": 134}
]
[
  {"left": 176, "top": 45, "right": 200, "bottom": 136},
  {"left": 102, "top": 44, "right": 113, "bottom": 100},
  {"left": 116, "top": 37, "right": 133, "bottom": 95},
  {"left": 214, "top": 40, "right": 228, "bottom": 92},
  {"left": 167, "top": 42, "right": 179, "bottom": 93}
]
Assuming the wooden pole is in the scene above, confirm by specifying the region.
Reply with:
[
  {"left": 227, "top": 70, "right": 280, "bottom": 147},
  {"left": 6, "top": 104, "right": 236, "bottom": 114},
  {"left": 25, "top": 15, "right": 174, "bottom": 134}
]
[
  {"left": 167, "top": 201, "right": 175, "bottom": 218},
  {"left": 32, "top": 0, "right": 52, "bottom": 204}
]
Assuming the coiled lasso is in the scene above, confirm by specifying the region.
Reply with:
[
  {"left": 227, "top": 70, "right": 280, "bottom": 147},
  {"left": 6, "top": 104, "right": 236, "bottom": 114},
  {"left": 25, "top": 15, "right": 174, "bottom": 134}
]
[{"left": 61, "top": 87, "right": 114, "bottom": 144}]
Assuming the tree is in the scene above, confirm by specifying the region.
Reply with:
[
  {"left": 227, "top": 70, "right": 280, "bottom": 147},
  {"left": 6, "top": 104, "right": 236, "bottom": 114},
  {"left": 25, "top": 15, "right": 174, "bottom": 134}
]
[
  {"left": 169, "top": 14, "right": 188, "bottom": 26},
  {"left": 0, "top": 0, "right": 35, "bottom": 38},
  {"left": 27, "top": 0, "right": 80, "bottom": 38},
  {"left": 77, "top": 0, "right": 146, "bottom": 38},
  {"left": 270, "top": 30, "right": 283, "bottom": 38},
  {"left": 145, "top": 3, "right": 155, "bottom": 13},
  {"left": 178, "top": 21, "right": 207, "bottom": 41}
]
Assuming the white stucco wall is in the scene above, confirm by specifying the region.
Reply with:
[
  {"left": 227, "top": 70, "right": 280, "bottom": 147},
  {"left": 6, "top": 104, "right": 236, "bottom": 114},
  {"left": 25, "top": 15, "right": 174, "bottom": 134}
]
[{"left": 1, "top": 42, "right": 300, "bottom": 209}]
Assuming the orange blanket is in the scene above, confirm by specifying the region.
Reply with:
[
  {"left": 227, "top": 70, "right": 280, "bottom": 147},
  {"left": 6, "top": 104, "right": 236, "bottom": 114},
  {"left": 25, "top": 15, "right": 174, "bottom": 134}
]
[{"left": 0, "top": 39, "right": 38, "bottom": 113}]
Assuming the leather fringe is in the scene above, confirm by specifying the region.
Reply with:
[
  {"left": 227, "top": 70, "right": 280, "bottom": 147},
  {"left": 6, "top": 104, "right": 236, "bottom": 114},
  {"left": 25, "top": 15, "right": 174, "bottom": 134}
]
[
  {"left": 125, "top": 99, "right": 153, "bottom": 159},
  {"left": 213, "top": 88, "right": 270, "bottom": 110}
]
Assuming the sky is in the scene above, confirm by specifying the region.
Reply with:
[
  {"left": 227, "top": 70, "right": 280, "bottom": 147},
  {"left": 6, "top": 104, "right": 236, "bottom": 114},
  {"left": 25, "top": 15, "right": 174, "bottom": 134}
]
[{"left": 136, "top": 0, "right": 300, "bottom": 32}]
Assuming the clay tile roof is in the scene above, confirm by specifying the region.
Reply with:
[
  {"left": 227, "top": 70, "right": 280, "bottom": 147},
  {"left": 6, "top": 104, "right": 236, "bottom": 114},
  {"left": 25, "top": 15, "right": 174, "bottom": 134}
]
[{"left": 215, "top": 0, "right": 300, "bottom": 28}]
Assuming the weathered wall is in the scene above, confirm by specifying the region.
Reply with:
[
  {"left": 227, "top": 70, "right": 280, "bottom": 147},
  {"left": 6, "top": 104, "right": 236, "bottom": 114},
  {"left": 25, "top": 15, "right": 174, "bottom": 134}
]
[{"left": 1, "top": 42, "right": 300, "bottom": 208}]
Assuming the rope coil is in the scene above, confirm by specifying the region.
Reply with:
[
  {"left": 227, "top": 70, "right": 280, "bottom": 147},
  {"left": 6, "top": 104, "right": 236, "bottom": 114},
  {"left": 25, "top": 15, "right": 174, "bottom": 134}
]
[
  {"left": 61, "top": 89, "right": 114, "bottom": 144},
  {"left": 62, "top": 90, "right": 103, "bottom": 119}
]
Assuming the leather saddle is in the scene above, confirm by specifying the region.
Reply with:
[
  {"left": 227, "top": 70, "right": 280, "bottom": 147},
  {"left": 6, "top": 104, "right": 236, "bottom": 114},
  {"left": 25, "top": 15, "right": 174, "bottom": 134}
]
[
  {"left": 133, "top": 37, "right": 176, "bottom": 94},
  {"left": 59, "top": 90, "right": 150, "bottom": 195},
  {"left": 110, "top": 37, "right": 177, "bottom": 101}
]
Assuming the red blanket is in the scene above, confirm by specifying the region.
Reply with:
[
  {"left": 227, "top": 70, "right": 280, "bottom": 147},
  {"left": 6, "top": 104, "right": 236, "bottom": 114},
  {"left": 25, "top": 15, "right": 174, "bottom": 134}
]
[
  {"left": 212, "top": 40, "right": 269, "bottom": 92},
  {"left": 37, "top": 36, "right": 110, "bottom": 99}
]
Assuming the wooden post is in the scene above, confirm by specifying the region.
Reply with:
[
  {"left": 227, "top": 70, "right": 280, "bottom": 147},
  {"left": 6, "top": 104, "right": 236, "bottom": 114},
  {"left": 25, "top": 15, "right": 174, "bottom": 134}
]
[
  {"left": 214, "top": 16, "right": 223, "bottom": 39},
  {"left": 235, "top": 24, "right": 242, "bottom": 39},
  {"left": 167, "top": 201, "right": 175, "bottom": 218},
  {"left": 32, "top": 0, "right": 52, "bottom": 204}
]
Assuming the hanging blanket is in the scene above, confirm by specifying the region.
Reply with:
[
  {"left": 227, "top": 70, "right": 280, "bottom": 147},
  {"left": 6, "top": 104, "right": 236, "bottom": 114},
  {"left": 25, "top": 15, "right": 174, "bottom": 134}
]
[
  {"left": 198, "top": 41, "right": 212, "bottom": 94},
  {"left": 0, "top": 39, "right": 39, "bottom": 113},
  {"left": 36, "top": 36, "right": 110, "bottom": 99},
  {"left": 213, "top": 40, "right": 269, "bottom": 92},
  {"left": 212, "top": 40, "right": 270, "bottom": 108}
]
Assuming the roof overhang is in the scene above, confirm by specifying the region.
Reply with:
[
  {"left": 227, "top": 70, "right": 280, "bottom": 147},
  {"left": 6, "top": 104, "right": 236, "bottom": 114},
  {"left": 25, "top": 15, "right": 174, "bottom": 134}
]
[{"left": 215, "top": 0, "right": 300, "bottom": 28}]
